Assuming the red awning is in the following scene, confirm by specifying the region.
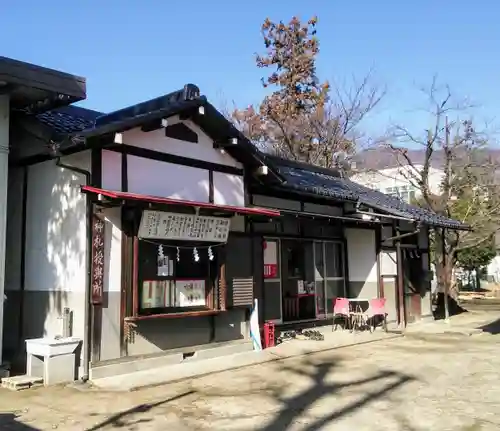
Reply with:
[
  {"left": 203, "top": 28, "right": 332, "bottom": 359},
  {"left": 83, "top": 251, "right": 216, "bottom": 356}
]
[{"left": 81, "top": 185, "right": 280, "bottom": 217}]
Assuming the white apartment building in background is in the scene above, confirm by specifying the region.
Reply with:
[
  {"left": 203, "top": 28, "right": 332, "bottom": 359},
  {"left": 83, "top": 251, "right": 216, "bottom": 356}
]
[
  {"left": 352, "top": 165, "right": 444, "bottom": 203},
  {"left": 353, "top": 164, "right": 500, "bottom": 285}
]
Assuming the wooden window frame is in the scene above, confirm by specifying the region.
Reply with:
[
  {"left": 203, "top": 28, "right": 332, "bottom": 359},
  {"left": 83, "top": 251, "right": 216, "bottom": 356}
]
[{"left": 131, "top": 237, "right": 224, "bottom": 318}]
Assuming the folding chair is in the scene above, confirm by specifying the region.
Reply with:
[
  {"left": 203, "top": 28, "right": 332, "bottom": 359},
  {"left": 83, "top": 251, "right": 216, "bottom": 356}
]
[
  {"left": 366, "top": 298, "right": 387, "bottom": 332},
  {"left": 332, "top": 297, "right": 350, "bottom": 331}
]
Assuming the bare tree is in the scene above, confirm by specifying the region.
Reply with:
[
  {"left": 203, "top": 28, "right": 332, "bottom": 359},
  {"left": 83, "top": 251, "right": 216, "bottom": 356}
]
[
  {"left": 383, "top": 77, "right": 500, "bottom": 300},
  {"left": 231, "top": 16, "right": 385, "bottom": 169}
]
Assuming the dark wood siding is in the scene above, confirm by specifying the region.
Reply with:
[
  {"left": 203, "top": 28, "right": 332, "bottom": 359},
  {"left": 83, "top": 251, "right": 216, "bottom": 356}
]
[{"left": 225, "top": 235, "right": 254, "bottom": 308}]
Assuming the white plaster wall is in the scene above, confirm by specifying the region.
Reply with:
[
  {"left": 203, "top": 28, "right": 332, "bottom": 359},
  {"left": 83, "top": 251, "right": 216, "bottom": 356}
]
[
  {"left": 24, "top": 151, "right": 90, "bottom": 340},
  {"left": 101, "top": 150, "right": 122, "bottom": 192},
  {"left": 127, "top": 155, "right": 209, "bottom": 202},
  {"left": 380, "top": 251, "right": 397, "bottom": 275},
  {"left": 346, "top": 228, "right": 378, "bottom": 298},
  {"left": 100, "top": 206, "right": 122, "bottom": 360},
  {"left": 123, "top": 119, "right": 242, "bottom": 168},
  {"left": 213, "top": 172, "right": 244, "bottom": 206},
  {"left": 346, "top": 229, "right": 377, "bottom": 282},
  {"left": 102, "top": 207, "right": 122, "bottom": 294}
]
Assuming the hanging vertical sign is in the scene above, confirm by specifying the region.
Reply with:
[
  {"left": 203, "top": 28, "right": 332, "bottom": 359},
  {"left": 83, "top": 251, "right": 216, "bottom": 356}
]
[
  {"left": 263, "top": 240, "right": 278, "bottom": 279},
  {"left": 91, "top": 215, "right": 105, "bottom": 305}
]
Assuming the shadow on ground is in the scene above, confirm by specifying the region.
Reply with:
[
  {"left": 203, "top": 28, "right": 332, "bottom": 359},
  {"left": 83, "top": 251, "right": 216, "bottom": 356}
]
[
  {"left": 86, "top": 355, "right": 415, "bottom": 430},
  {"left": 85, "top": 390, "right": 196, "bottom": 430},
  {"left": 0, "top": 414, "right": 40, "bottom": 430},
  {"left": 433, "top": 293, "right": 468, "bottom": 320},
  {"left": 257, "top": 357, "right": 414, "bottom": 431},
  {"left": 477, "top": 318, "right": 500, "bottom": 335}
]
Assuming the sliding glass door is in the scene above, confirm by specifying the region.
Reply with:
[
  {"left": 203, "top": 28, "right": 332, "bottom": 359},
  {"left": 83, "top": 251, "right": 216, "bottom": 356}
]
[{"left": 314, "top": 241, "right": 346, "bottom": 318}]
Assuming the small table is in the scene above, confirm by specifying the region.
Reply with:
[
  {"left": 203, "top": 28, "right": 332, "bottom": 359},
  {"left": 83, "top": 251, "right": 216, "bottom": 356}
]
[{"left": 347, "top": 299, "right": 370, "bottom": 332}]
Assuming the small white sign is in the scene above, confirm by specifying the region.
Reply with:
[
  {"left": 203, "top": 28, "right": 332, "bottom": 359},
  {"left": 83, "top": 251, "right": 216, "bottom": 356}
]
[
  {"left": 297, "top": 280, "right": 305, "bottom": 294},
  {"left": 138, "top": 210, "right": 231, "bottom": 242}
]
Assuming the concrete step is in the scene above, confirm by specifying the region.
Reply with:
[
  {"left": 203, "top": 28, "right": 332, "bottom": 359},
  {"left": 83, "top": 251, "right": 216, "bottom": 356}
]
[
  {"left": 1, "top": 375, "right": 43, "bottom": 391},
  {"left": 90, "top": 341, "right": 253, "bottom": 380},
  {"left": 0, "top": 365, "right": 10, "bottom": 381}
]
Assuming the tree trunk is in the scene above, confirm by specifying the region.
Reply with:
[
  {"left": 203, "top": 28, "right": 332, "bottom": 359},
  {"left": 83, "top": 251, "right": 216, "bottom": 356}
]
[
  {"left": 434, "top": 230, "right": 455, "bottom": 320},
  {"left": 475, "top": 267, "right": 481, "bottom": 291}
]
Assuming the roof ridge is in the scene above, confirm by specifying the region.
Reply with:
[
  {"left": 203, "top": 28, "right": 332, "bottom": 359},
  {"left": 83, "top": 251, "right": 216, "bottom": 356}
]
[{"left": 95, "top": 84, "right": 202, "bottom": 127}]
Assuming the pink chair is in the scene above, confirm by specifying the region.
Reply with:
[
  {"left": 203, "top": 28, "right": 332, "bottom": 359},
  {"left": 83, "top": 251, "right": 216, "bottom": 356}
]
[
  {"left": 332, "top": 298, "right": 350, "bottom": 331},
  {"left": 366, "top": 298, "right": 387, "bottom": 332}
]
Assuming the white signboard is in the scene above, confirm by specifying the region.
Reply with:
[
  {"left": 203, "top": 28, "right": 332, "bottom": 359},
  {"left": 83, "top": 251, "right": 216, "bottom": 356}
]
[
  {"left": 138, "top": 210, "right": 231, "bottom": 242},
  {"left": 263, "top": 240, "right": 278, "bottom": 279},
  {"left": 297, "top": 280, "right": 305, "bottom": 294},
  {"left": 176, "top": 279, "right": 206, "bottom": 307}
]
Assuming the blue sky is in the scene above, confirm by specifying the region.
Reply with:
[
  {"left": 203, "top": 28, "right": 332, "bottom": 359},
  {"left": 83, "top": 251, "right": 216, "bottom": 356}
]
[{"left": 2, "top": 1, "right": 499, "bottom": 135}]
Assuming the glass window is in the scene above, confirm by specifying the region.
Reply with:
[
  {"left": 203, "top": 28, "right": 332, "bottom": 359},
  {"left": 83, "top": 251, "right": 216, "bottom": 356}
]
[
  {"left": 385, "top": 187, "right": 396, "bottom": 195},
  {"left": 325, "top": 279, "right": 345, "bottom": 304},
  {"left": 315, "top": 281, "right": 326, "bottom": 315},
  {"left": 286, "top": 242, "right": 304, "bottom": 279},
  {"left": 303, "top": 242, "right": 315, "bottom": 283},
  {"left": 314, "top": 242, "right": 324, "bottom": 280},
  {"left": 313, "top": 241, "right": 345, "bottom": 318},
  {"left": 138, "top": 240, "right": 216, "bottom": 314},
  {"left": 325, "top": 242, "right": 343, "bottom": 278}
]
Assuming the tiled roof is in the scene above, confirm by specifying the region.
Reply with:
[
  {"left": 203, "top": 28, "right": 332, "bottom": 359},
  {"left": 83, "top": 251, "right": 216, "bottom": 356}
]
[
  {"left": 36, "top": 105, "right": 103, "bottom": 134},
  {"left": 269, "top": 158, "right": 357, "bottom": 201},
  {"left": 342, "top": 179, "right": 466, "bottom": 229},
  {"left": 265, "top": 155, "right": 467, "bottom": 229}
]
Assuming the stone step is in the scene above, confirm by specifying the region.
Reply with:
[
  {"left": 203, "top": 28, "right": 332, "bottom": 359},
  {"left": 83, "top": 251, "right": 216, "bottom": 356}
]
[
  {"left": 0, "top": 365, "right": 10, "bottom": 380},
  {"left": 90, "top": 341, "right": 253, "bottom": 380},
  {"left": 1, "top": 375, "right": 43, "bottom": 391}
]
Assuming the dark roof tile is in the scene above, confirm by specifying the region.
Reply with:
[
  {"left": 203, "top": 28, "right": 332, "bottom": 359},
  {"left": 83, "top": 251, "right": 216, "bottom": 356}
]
[
  {"left": 343, "top": 180, "right": 466, "bottom": 229},
  {"left": 36, "top": 105, "right": 103, "bottom": 134},
  {"left": 265, "top": 155, "right": 466, "bottom": 229},
  {"left": 275, "top": 164, "right": 357, "bottom": 201}
]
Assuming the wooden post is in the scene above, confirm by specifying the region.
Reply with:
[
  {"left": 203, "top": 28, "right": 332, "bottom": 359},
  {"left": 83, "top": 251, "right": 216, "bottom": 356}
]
[
  {"left": 395, "top": 225, "right": 405, "bottom": 326},
  {"left": 442, "top": 228, "right": 450, "bottom": 321}
]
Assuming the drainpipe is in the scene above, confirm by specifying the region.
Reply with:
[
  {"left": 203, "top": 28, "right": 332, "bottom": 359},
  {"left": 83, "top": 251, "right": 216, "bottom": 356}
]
[{"left": 55, "top": 157, "right": 92, "bottom": 382}]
